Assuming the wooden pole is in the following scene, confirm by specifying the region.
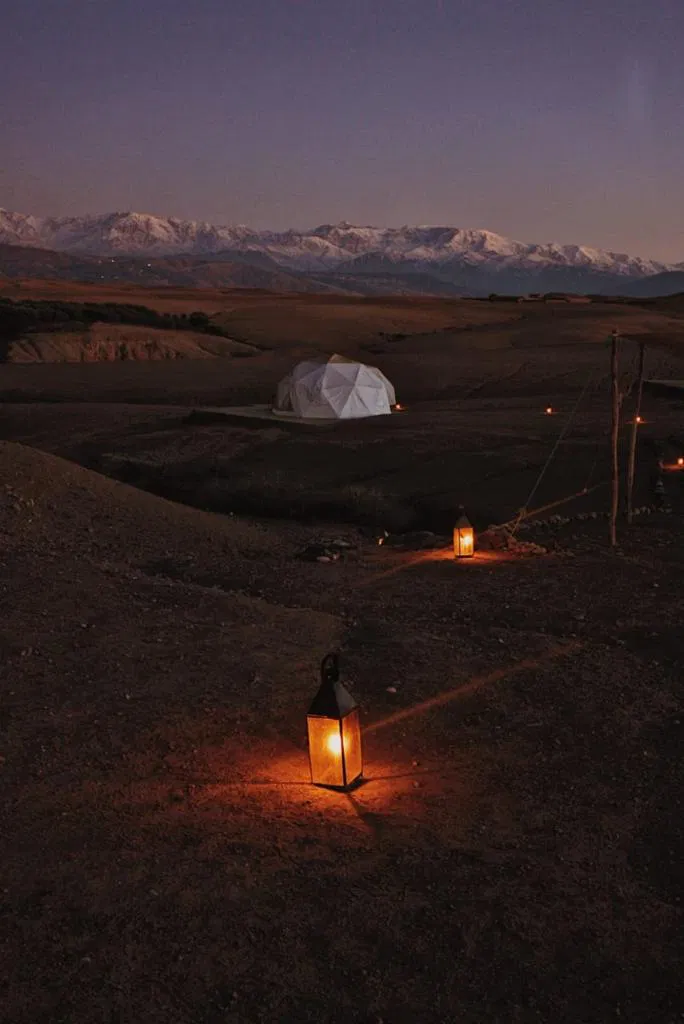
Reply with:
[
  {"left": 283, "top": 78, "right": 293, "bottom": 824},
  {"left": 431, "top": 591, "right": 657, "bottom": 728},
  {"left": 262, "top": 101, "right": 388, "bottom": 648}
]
[
  {"left": 626, "top": 341, "right": 645, "bottom": 525},
  {"left": 610, "top": 329, "right": 620, "bottom": 547}
]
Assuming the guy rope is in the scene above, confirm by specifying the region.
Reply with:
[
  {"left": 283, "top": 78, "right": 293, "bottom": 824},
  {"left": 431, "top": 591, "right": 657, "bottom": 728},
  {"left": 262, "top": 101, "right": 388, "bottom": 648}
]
[{"left": 510, "top": 366, "right": 601, "bottom": 536}]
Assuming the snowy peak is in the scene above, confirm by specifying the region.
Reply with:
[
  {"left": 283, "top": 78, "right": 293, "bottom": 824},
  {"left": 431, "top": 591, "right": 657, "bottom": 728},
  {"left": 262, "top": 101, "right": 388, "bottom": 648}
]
[{"left": 0, "top": 208, "right": 671, "bottom": 279}]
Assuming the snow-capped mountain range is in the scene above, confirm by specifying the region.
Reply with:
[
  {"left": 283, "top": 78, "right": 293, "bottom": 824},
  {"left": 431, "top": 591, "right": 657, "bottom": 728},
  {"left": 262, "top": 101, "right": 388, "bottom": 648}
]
[
  {"left": 0, "top": 208, "right": 670, "bottom": 275},
  {"left": 0, "top": 207, "right": 679, "bottom": 296}
]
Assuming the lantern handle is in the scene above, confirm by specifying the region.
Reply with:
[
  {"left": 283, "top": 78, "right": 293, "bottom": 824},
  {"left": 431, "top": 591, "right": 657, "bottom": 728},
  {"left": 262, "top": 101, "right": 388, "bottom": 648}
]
[{"left": 321, "top": 652, "right": 340, "bottom": 685}]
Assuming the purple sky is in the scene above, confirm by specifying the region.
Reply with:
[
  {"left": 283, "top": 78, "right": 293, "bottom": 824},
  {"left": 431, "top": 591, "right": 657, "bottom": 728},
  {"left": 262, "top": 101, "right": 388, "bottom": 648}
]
[{"left": 2, "top": 0, "right": 683, "bottom": 259}]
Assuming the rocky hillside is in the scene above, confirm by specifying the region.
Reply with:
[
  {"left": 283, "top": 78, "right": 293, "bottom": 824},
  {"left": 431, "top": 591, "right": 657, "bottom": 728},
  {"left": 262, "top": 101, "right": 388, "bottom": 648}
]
[
  {"left": 6, "top": 323, "right": 259, "bottom": 363},
  {"left": 0, "top": 295, "right": 259, "bottom": 363}
]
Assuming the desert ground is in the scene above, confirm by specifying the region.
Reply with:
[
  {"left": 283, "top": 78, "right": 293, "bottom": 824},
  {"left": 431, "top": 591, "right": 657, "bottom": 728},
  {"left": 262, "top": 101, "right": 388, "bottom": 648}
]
[{"left": 1, "top": 286, "right": 684, "bottom": 1023}]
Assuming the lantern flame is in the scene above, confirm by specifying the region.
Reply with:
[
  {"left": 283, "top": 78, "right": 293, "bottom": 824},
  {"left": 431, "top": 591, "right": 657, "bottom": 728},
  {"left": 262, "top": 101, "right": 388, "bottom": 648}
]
[
  {"left": 545, "top": 406, "right": 554, "bottom": 415},
  {"left": 635, "top": 415, "right": 644, "bottom": 424},
  {"left": 678, "top": 457, "right": 684, "bottom": 468},
  {"left": 326, "top": 732, "right": 342, "bottom": 757}
]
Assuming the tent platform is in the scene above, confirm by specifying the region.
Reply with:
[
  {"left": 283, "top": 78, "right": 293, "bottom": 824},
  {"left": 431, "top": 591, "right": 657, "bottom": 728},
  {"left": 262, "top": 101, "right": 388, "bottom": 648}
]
[
  {"left": 186, "top": 404, "right": 402, "bottom": 428},
  {"left": 187, "top": 404, "right": 344, "bottom": 427}
]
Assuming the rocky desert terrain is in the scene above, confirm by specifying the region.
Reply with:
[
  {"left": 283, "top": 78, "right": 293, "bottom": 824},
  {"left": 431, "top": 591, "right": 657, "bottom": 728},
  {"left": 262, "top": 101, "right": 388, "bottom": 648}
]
[{"left": 1, "top": 284, "right": 684, "bottom": 1023}]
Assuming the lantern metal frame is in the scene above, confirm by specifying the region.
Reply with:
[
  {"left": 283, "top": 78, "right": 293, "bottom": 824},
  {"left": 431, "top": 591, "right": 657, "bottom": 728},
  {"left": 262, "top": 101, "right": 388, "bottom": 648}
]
[{"left": 307, "top": 653, "right": 363, "bottom": 791}]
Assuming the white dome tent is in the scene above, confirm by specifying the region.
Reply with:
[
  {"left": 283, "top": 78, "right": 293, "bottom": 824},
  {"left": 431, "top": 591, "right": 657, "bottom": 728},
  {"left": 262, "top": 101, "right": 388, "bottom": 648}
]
[{"left": 274, "top": 354, "right": 396, "bottom": 420}]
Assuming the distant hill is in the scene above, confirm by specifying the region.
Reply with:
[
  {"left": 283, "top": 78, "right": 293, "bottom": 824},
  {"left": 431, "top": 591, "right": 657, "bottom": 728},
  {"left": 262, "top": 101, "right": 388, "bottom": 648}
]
[
  {"left": 3, "top": 241, "right": 678, "bottom": 299},
  {"left": 0, "top": 243, "right": 351, "bottom": 295},
  {"left": 622, "top": 271, "right": 684, "bottom": 298}
]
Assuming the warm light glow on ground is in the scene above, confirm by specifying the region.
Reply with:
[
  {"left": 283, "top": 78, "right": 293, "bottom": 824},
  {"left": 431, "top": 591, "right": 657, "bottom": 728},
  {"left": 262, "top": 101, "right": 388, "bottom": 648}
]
[
  {"left": 358, "top": 546, "right": 516, "bottom": 588},
  {"left": 366, "top": 639, "right": 581, "bottom": 735},
  {"left": 424, "top": 547, "right": 510, "bottom": 565}
]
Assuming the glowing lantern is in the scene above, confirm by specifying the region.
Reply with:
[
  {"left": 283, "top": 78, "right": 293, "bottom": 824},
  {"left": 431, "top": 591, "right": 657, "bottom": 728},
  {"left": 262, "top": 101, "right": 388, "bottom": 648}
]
[
  {"left": 453, "top": 509, "right": 475, "bottom": 559},
  {"left": 635, "top": 415, "right": 644, "bottom": 425},
  {"left": 544, "top": 406, "right": 554, "bottom": 416},
  {"left": 307, "top": 653, "right": 363, "bottom": 790},
  {"left": 678, "top": 457, "right": 684, "bottom": 468}
]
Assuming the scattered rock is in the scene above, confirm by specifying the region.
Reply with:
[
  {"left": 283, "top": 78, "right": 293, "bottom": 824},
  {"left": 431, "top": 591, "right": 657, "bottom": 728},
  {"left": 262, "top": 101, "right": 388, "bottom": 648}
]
[
  {"left": 478, "top": 526, "right": 547, "bottom": 556},
  {"left": 299, "top": 538, "right": 354, "bottom": 562}
]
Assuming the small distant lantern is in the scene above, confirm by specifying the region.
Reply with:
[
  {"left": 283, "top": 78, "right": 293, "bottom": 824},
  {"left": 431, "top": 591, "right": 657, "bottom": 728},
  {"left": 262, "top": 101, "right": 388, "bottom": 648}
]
[
  {"left": 635, "top": 415, "right": 644, "bottom": 425},
  {"left": 307, "top": 653, "right": 363, "bottom": 790},
  {"left": 678, "top": 457, "right": 684, "bottom": 468},
  {"left": 453, "top": 508, "right": 475, "bottom": 559},
  {"left": 544, "top": 405, "right": 554, "bottom": 416}
]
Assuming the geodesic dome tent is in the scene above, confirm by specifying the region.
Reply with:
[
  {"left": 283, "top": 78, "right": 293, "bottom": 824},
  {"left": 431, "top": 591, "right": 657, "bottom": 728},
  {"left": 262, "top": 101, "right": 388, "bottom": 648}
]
[{"left": 274, "top": 354, "right": 396, "bottom": 420}]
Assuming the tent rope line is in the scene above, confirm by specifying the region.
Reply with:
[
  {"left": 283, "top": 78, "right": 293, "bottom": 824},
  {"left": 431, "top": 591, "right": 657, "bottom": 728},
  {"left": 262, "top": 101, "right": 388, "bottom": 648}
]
[
  {"left": 509, "top": 335, "right": 658, "bottom": 536},
  {"left": 498, "top": 478, "right": 610, "bottom": 531},
  {"left": 510, "top": 366, "right": 601, "bottom": 536}
]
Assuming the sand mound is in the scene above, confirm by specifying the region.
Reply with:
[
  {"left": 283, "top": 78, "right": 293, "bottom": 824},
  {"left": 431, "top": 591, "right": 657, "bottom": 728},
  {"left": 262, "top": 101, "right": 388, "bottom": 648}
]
[
  {"left": 0, "top": 438, "right": 343, "bottom": 747},
  {"left": 0, "top": 440, "right": 277, "bottom": 563}
]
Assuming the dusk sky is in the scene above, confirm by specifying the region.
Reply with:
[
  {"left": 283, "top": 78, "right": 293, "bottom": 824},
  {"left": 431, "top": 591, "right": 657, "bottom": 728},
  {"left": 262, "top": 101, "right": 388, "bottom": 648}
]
[{"left": 3, "top": 0, "right": 684, "bottom": 260}]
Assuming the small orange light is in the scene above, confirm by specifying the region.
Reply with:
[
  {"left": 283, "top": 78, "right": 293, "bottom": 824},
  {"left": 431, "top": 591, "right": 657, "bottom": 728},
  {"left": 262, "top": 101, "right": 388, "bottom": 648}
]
[
  {"left": 635, "top": 415, "right": 644, "bottom": 425},
  {"left": 545, "top": 406, "right": 554, "bottom": 415},
  {"left": 678, "top": 457, "right": 684, "bottom": 467}
]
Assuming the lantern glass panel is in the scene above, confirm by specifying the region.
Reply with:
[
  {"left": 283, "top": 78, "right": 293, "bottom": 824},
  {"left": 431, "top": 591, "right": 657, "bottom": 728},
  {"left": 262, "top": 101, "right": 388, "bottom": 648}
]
[
  {"left": 340, "top": 708, "right": 362, "bottom": 785},
  {"left": 307, "top": 710, "right": 362, "bottom": 788},
  {"left": 454, "top": 526, "right": 474, "bottom": 558},
  {"left": 307, "top": 716, "right": 345, "bottom": 787}
]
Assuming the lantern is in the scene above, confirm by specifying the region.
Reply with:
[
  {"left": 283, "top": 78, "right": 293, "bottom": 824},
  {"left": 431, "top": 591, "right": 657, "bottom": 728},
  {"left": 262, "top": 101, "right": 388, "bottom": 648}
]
[
  {"left": 678, "top": 457, "right": 684, "bottom": 468},
  {"left": 544, "top": 406, "right": 555, "bottom": 416},
  {"left": 453, "top": 509, "right": 475, "bottom": 559},
  {"left": 635, "top": 415, "right": 644, "bottom": 425},
  {"left": 307, "top": 653, "right": 363, "bottom": 790}
]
